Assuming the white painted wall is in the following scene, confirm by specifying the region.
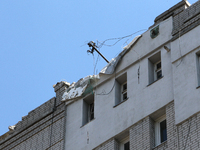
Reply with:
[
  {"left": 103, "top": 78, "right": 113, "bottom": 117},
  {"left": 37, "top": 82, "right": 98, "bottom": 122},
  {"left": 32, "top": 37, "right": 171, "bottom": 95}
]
[
  {"left": 64, "top": 17, "right": 175, "bottom": 150},
  {"left": 171, "top": 25, "right": 200, "bottom": 124}
]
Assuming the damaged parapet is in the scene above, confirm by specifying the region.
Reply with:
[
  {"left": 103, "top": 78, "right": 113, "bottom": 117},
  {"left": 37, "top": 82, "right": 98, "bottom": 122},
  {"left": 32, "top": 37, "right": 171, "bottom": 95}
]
[
  {"left": 100, "top": 35, "right": 142, "bottom": 75},
  {"left": 62, "top": 35, "right": 142, "bottom": 102},
  {"left": 62, "top": 75, "right": 99, "bottom": 102}
]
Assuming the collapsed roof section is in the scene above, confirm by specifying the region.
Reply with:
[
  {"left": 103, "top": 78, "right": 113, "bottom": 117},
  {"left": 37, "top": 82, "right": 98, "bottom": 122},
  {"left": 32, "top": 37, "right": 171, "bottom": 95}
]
[{"left": 62, "top": 35, "right": 142, "bottom": 102}]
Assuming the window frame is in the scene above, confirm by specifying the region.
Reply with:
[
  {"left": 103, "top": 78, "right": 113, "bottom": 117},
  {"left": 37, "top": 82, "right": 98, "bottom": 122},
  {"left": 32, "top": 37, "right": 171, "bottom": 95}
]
[
  {"left": 154, "top": 115, "right": 167, "bottom": 147},
  {"left": 154, "top": 61, "right": 162, "bottom": 81},
  {"left": 121, "top": 82, "right": 128, "bottom": 102}
]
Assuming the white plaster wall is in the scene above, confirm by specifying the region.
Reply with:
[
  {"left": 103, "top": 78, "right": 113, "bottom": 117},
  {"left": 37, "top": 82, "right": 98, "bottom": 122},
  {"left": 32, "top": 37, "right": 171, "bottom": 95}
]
[
  {"left": 172, "top": 42, "right": 200, "bottom": 124},
  {"left": 64, "top": 50, "right": 174, "bottom": 150},
  {"left": 116, "top": 17, "right": 173, "bottom": 73},
  {"left": 171, "top": 25, "right": 200, "bottom": 63},
  {"left": 171, "top": 25, "right": 200, "bottom": 124}
]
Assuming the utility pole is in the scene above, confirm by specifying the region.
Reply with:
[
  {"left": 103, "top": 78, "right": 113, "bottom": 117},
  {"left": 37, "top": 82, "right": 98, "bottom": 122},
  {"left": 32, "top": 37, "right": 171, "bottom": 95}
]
[{"left": 87, "top": 41, "right": 109, "bottom": 63}]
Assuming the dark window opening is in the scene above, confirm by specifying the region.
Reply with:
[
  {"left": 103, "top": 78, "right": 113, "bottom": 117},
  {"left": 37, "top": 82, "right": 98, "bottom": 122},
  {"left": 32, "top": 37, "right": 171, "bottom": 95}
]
[
  {"left": 89, "top": 103, "right": 94, "bottom": 121},
  {"left": 124, "top": 141, "right": 130, "bottom": 150},
  {"left": 160, "top": 120, "right": 167, "bottom": 143}
]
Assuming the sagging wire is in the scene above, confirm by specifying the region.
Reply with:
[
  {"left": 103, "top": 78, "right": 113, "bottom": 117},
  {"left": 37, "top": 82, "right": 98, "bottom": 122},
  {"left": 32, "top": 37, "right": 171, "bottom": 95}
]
[
  {"left": 96, "top": 71, "right": 117, "bottom": 96},
  {"left": 96, "top": 29, "right": 146, "bottom": 49},
  {"left": 92, "top": 29, "right": 146, "bottom": 94},
  {"left": 88, "top": 29, "right": 147, "bottom": 75},
  {"left": 183, "top": 118, "right": 192, "bottom": 150}
]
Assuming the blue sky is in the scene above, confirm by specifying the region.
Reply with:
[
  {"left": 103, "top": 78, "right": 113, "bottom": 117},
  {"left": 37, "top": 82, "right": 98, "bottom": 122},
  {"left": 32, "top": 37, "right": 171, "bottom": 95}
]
[{"left": 0, "top": 0, "right": 197, "bottom": 136}]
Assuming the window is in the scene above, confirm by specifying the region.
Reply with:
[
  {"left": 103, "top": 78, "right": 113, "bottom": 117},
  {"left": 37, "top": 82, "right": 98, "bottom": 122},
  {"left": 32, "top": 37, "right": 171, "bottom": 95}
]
[
  {"left": 155, "top": 115, "right": 167, "bottom": 146},
  {"left": 148, "top": 51, "right": 162, "bottom": 84},
  {"left": 154, "top": 61, "right": 162, "bottom": 80},
  {"left": 122, "top": 82, "right": 127, "bottom": 101},
  {"left": 115, "top": 73, "right": 128, "bottom": 105},
  {"left": 119, "top": 137, "right": 130, "bottom": 150},
  {"left": 82, "top": 94, "right": 94, "bottom": 125}
]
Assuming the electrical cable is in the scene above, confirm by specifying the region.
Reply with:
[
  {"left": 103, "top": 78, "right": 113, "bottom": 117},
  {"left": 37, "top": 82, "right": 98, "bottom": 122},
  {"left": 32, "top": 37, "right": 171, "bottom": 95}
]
[
  {"left": 49, "top": 98, "right": 57, "bottom": 150},
  {"left": 96, "top": 29, "right": 147, "bottom": 49},
  {"left": 96, "top": 70, "right": 116, "bottom": 96},
  {"left": 183, "top": 118, "right": 192, "bottom": 150},
  {"left": 92, "top": 29, "right": 146, "bottom": 95}
]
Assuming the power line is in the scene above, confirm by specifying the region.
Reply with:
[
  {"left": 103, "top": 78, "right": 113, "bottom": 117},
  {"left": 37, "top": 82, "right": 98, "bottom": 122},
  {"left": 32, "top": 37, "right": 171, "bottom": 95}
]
[{"left": 96, "top": 29, "right": 146, "bottom": 48}]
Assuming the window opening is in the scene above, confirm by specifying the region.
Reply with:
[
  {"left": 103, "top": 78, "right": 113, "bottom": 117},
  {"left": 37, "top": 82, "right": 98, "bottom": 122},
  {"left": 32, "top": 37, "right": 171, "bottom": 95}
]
[
  {"left": 148, "top": 51, "right": 162, "bottom": 84},
  {"left": 115, "top": 73, "right": 128, "bottom": 106},
  {"left": 82, "top": 94, "right": 94, "bottom": 125}
]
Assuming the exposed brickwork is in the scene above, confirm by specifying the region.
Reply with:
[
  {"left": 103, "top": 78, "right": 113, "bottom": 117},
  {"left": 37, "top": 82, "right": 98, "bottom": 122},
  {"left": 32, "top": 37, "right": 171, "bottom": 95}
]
[
  {"left": 150, "top": 117, "right": 155, "bottom": 149},
  {"left": 93, "top": 138, "right": 119, "bottom": 150},
  {"left": 152, "top": 101, "right": 200, "bottom": 150},
  {"left": 172, "top": 0, "right": 200, "bottom": 40},
  {"left": 0, "top": 81, "right": 68, "bottom": 150},
  {"left": 129, "top": 116, "right": 151, "bottom": 150},
  {"left": 176, "top": 112, "right": 200, "bottom": 149},
  {"left": 149, "top": 0, "right": 189, "bottom": 29}
]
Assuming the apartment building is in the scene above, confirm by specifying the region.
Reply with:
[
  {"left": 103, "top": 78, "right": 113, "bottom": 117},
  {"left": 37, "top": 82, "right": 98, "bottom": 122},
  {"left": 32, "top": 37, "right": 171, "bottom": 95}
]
[{"left": 1, "top": 0, "right": 200, "bottom": 149}]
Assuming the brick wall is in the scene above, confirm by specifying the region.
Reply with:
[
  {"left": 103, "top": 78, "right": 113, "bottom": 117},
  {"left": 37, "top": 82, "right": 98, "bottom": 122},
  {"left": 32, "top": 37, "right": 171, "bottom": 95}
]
[
  {"left": 87, "top": 100, "right": 200, "bottom": 150},
  {"left": 0, "top": 81, "right": 68, "bottom": 150},
  {"left": 177, "top": 112, "right": 200, "bottom": 149},
  {"left": 129, "top": 116, "right": 152, "bottom": 150},
  {"left": 93, "top": 138, "right": 119, "bottom": 150},
  {"left": 172, "top": 0, "right": 200, "bottom": 40}
]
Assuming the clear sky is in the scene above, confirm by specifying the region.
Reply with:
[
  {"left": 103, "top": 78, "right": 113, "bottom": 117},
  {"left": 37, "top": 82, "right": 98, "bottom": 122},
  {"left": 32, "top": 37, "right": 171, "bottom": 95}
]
[{"left": 0, "top": 0, "right": 197, "bottom": 136}]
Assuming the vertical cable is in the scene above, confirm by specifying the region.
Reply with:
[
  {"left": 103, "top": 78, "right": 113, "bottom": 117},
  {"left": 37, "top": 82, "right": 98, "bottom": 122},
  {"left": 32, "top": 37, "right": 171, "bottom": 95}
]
[{"left": 48, "top": 98, "right": 57, "bottom": 150}]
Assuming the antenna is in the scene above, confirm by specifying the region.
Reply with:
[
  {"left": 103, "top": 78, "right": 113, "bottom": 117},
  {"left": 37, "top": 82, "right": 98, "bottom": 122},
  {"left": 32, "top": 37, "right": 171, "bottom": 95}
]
[{"left": 87, "top": 41, "right": 109, "bottom": 63}]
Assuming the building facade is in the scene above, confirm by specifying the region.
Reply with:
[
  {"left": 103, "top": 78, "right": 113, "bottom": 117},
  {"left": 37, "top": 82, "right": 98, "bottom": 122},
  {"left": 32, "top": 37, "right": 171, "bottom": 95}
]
[{"left": 1, "top": 0, "right": 200, "bottom": 149}]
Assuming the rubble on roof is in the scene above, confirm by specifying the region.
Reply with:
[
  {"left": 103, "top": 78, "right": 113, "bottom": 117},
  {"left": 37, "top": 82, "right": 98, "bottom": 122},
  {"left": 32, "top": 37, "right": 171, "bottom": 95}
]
[{"left": 62, "top": 75, "right": 99, "bottom": 102}]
